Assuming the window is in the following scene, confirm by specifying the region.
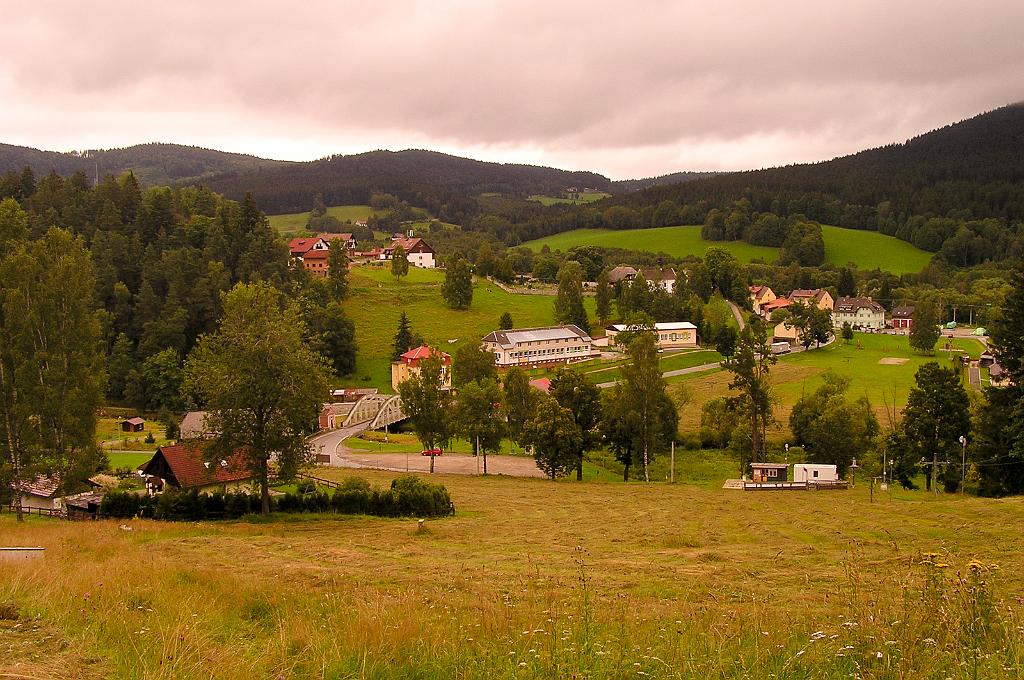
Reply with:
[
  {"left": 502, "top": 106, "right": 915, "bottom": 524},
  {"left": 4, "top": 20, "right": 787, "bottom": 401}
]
[{"left": 813, "top": 470, "right": 819, "bottom": 478}]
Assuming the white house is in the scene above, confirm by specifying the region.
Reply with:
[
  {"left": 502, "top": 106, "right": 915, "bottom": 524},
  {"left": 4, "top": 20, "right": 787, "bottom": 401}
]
[
  {"left": 381, "top": 237, "right": 436, "bottom": 268},
  {"left": 834, "top": 297, "right": 886, "bottom": 330}
]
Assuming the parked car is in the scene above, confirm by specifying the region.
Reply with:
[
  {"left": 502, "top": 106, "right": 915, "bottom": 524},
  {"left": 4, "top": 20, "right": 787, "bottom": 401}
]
[{"left": 421, "top": 448, "right": 443, "bottom": 457}]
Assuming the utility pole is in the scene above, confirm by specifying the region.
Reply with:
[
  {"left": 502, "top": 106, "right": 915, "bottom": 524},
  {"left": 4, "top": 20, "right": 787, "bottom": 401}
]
[
  {"left": 959, "top": 435, "right": 967, "bottom": 493},
  {"left": 670, "top": 440, "right": 675, "bottom": 483}
]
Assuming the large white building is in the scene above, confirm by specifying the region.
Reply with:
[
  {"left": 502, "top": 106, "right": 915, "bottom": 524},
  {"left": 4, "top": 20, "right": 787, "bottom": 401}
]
[
  {"left": 833, "top": 297, "right": 886, "bottom": 330},
  {"left": 605, "top": 321, "right": 698, "bottom": 349},
  {"left": 482, "top": 325, "right": 597, "bottom": 367}
]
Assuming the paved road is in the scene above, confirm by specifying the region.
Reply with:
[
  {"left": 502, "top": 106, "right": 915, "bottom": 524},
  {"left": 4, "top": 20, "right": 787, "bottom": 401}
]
[
  {"left": 969, "top": 363, "right": 982, "bottom": 390},
  {"left": 309, "top": 422, "right": 371, "bottom": 465},
  {"left": 727, "top": 301, "right": 746, "bottom": 330}
]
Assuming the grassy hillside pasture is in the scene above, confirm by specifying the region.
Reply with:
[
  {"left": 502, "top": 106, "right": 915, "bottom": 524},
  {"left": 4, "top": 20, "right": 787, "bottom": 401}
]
[
  {"left": 528, "top": 191, "right": 611, "bottom": 205},
  {"left": 668, "top": 331, "right": 986, "bottom": 433},
  {"left": 524, "top": 225, "right": 933, "bottom": 273},
  {"left": 820, "top": 225, "right": 933, "bottom": 272},
  {"left": 2, "top": 470, "right": 1022, "bottom": 678},
  {"left": 267, "top": 205, "right": 379, "bottom": 237},
  {"left": 341, "top": 265, "right": 596, "bottom": 390},
  {"left": 525, "top": 226, "right": 778, "bottom": 262}
]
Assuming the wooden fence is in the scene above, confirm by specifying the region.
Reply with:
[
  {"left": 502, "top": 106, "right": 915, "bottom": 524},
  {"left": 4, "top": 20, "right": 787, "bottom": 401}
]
[{"left": 0, "top": 504, "right": 65, "bottom": 519}]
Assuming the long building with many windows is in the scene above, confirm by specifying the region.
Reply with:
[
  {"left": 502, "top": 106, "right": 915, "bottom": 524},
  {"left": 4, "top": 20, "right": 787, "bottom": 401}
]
[{"left": 482, "top": 325, "right": 597, "bottom": 367}]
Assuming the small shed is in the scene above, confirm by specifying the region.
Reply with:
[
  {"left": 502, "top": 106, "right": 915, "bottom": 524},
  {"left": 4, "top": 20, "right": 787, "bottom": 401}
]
[
  {"left": 750, "top": 463, "right": 789, "bottom": 483},
  {"left": 121, "top": 417, "right": 146, "bottom": 433},
  {"left": 979, "top": 352, "right": 995, "bottom": 368},
  {"left": 793, "top": 464, "right": 838, "bottom": 483}
]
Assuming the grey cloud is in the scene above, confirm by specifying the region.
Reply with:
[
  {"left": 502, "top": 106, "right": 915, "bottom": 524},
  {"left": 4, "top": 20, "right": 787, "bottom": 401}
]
[{"left": 0, "top": 0, "right": 1022, "bottom": 178}]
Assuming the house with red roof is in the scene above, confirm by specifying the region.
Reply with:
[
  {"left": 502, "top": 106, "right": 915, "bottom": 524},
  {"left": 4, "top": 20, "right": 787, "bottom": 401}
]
[
  {"left": 391, "top": 345, "right": 452, "bottom": 391},
  {"left": 288, "top": 236, "right": 329, "bottom": 258},
  {"left": 317, "top": 232, "right": 357, "bottom": 251},
  {"left": 140, "top": 444, "right": 254, "bottom": 495},
  {"left": 749, "top": 286, "right": 777, "bottom": 316},
  {"left": 381, "top": 237, "right": 436, "bottom": 269}
]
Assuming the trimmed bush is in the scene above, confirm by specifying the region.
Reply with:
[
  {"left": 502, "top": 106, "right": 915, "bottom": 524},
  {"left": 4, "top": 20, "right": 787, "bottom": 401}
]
[{"left": 99, "top": 475, "right": 455, "bottom": 521}]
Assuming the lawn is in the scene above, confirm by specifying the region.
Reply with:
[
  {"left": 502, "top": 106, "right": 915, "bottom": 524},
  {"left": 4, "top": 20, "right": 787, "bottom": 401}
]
[
  {"left": 106, "top": 451, "right": 154, "bottom": 471},
  {"left": 267, "top": 205, "right": 379, "bottom": 237},
  {"left": 528, "top": 191, "right": 611, "bottom": 206},
  {"left": 524, "top": 225, "right": 933, "bottom": 274},
  {"left": 96, "top": 417, "right": 169, "bottom": 452},
  {"left": 341, "top": 264, "right": 596, "bottom": 391},
  {"left": 3, "top": 469, "right": 1022, "bottom": 678},
  {"left": 667, "top": 331, "right": 987, "bottom": 434}
]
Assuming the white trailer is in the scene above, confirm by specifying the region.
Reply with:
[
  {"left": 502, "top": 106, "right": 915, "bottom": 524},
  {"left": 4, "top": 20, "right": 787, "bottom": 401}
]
[{"left": 793, "top": 464, "right": 838, "bottom": 483}]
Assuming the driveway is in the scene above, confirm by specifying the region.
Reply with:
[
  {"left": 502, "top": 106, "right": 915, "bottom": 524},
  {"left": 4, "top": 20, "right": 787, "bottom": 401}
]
[{"left": 333, "top": 451, "right": 547, "bottom": 477}]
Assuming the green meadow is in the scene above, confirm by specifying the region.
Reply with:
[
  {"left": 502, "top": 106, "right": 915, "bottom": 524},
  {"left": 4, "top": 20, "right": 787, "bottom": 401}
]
[
  {"left": 525, "top": 225, "right": 933, "bottom": 273},
  {"left": 267, "top": 205, "right": 379, "bottom": 236},
  {"left": 340, "top": 265, "right": 595, "bottom": 391},
  {"left": 667, "top": 331, "right": 986, "bottom": 433},
  {"left": 528, "top": 191, "right": 611, "bottom": 206}
]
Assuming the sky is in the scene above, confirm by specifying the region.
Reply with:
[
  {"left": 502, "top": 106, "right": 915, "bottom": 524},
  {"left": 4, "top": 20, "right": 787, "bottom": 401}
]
[{"left": 1, "top": 1, "right": 1022, "bottom": 180}]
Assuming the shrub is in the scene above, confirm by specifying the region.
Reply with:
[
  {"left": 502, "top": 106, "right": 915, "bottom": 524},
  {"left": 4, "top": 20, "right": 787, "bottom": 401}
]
[{"left": 98, "top": 476, "right": 454, "bottom": 521}]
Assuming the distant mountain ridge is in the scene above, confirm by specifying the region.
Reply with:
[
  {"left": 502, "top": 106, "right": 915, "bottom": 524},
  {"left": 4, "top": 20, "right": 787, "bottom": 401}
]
[
  {"left": 609, "top": 103, "right": 1024, "bottom": 221},
  {"left": 201, "top": 148, "right": 613, "bottom": 215},
  {"left": 0, "top": 142, "right": 289, "bottom": 187},
  {"left": 611, "top": 171, "right": 720, "bottom": 193}
]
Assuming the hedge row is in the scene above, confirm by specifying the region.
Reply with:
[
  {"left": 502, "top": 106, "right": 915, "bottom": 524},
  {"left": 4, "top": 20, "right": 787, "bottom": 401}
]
[{"left": 99, "top": 475, "right": 455, "bottom": 521}]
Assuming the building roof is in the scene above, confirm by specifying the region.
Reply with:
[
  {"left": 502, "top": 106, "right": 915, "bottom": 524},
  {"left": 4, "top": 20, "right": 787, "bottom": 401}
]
[
  {"left": 180, "top": 411, "right": 215, "bottom": 440},
  {"left": 288, "top": 237, "right": 325, "bottom": 255},
  {"left": 389, "top": 237, "right": 434, "bottom": 254},
  {"left": 835, "top": 297, "right": 885, "bottom": 313},
  {"left": 528, "top": 377, "right": 552, "bottom": 393},
  {"left": 751, "top": 462, "right": 789, "bottom": 469},
  {"left": 16, "top": 474, "right": 61, "bottom": 498},
  {"left": 482, "top": 325, "right": 592, "bottom": 348},
  {"left": 749, "top": 285, "right": 774, "bottom": 299},
  {"left": 317, "top": 232, "right": 353, "bottom": 242},
  {"left": 122, "top": 416, "right": 145, "bottom": 426},
  {"left": 141, "top": 444, "right": 253, "bottom": 490},
  {"left": 607, "top": 266, "right": 637, "bottom": 283},
  {"left": 639, "top": 267, "right": 676, "bottom": 282},
  {"left": 62, "top": 491, "right": 106, "bottom": 511},
  {"left": 301, "top": 249, "right": 330, "bottom": 260},
  {"left": 891, "top": 305, "right": 915, "bottom": 318},
  {"left": 399, "top": 345, "right": 451, "bottom": 363},
  {"left": 763, "top": 298, "right": 793, "bottom": 311},
  {"left": 989, "top": 363, "right": 1005, "bottom": 378},
  {"left": 609, "top": 322, "right": 696, "bottom": 332}
]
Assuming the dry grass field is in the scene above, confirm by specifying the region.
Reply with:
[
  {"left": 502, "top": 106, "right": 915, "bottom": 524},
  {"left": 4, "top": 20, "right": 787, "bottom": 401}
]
[{"left": 3, "top": 469, "right": 1023, "bottom": 679}]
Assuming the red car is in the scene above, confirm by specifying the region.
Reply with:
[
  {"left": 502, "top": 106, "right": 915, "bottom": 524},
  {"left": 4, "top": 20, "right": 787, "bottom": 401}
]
[{"left": 421, "top": 448, "right": 443, "bottom": 457}]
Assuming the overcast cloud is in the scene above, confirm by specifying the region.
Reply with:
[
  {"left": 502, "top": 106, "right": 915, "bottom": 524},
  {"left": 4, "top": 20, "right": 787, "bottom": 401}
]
[{"left": 1, "top": 0, "right": 1022, "bottom": 178}]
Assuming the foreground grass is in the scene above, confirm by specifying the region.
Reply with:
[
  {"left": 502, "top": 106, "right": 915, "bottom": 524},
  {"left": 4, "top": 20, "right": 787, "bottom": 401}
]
[
  {"left": 524, "top": 225, "right": 933, "bottom": 274},
  {"left": 2, "top": 470, "right": 1022, "bottom": 678}
]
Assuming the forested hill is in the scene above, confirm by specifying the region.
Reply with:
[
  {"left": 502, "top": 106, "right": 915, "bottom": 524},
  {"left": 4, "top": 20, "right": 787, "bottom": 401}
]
[
  {"left": 612, "top": 103, "right": 1024, "bottom": 221},
  {"left": 503, "top": 103, "right": 1024, "bottom": 267},
  {"left": 201, "top": 149, "right": 611, "bottom": 218},
  {"left": 0, "top": 142, "right": 289, "bottom": 187},
  {"left": 611, "top": 171, "right": 720, "bottom": 193}
]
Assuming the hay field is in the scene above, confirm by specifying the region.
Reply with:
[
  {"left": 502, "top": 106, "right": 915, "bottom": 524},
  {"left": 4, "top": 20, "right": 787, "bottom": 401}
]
[{"left": 2, "top": 468, "right": 1022, "bottom": 679}]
